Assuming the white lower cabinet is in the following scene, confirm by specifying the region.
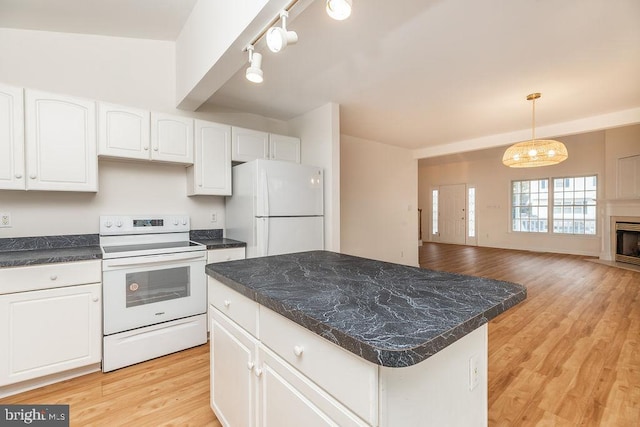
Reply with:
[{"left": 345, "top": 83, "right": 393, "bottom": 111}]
[
  {"left": 0, "top": 260, "right": 102, "bottom": 396},
  {"left": 211, "top": 309, "right": 259, "bottom": 427},
  {"left": 209, "top": 277, "right": 370, "bottom": 427},
  {"left": 259, "top": 346, "right": 368, "bottom": 427},
  {"left": 209, "top": 277, "right": 490, "bottom": 427},
  {"left": 0, "top": 282, "right": 102, "bottom": 388}
]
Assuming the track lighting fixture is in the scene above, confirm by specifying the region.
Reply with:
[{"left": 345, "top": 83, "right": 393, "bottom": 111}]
[
  {"left": 245, "top": 45, "right": 263, "bottom": 84},
  {"left": 267, "top": 10, "right": 298, "bottom": 53},
  {"left": 326, "top": 0, "right": 352, "bottom": 20}
]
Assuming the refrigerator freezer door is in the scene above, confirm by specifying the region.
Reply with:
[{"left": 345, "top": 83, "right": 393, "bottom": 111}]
[
  {"left": 253, "top": 217, "right": 324, "bottom": 258},
  {"left": 255, "top": 160, "right": 323, "bottom": 217}
]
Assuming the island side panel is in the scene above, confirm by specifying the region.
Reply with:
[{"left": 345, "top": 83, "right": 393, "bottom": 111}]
[{"left": 378, "top": 324, "right": 488, "bottom": 427}]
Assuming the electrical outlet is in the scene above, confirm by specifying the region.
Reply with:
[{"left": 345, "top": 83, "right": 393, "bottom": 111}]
[
  {"left": 210, "top": 212, "right": 218, "bottom": 223},
  {"left": 0, "top": 213, "right": 11, "bottom": 228},
  {"left": 469, "top": 354, "right": 479, "bottom": 391}
]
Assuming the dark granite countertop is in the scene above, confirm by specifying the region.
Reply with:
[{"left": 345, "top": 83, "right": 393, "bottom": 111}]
[
  {"left": 193, "top": 238, "right": 246, "bottom": 250},
  {"left": 189, "top": 229, "right": 245, "bottom": 250},
  {"left": 0, "top": 234, "right": 102, "bottom": 268},
  {"left": 206, "top": 250, "right": 526, "bottom": 368}
]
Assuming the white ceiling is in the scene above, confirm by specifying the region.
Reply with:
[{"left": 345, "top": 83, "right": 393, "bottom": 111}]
[
  {"left": 1, "top": 0, "right": 639, "bottom": 154},
  {"left": 0, "top": 0, "right": 197, "bottom": 40}
]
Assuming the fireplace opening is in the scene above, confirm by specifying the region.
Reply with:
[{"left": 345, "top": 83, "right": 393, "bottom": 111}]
[{"left": 616, "top": 222, "right": 640, "bottom": 266}]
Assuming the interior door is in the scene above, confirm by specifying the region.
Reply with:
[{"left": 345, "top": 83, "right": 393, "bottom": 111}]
[{"left": 439, "top": 184, "right": 466, "bottom": 245}]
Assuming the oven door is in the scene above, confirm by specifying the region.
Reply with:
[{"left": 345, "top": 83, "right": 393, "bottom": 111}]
[{"left": 102, "top": 251, "right": 206, "bottom": 335}]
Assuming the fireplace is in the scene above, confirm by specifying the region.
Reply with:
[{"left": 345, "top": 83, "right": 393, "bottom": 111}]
[{"left": 615, "top": 222, "right": 640, "bottom": 266}]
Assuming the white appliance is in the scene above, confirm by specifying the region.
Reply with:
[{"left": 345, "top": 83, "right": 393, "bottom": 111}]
[
  {"left": 225, "top": 159, "right": 324, "bottom": 258},
  {"left": 99, "top": 214, "right": 207, "bottom": 372}
]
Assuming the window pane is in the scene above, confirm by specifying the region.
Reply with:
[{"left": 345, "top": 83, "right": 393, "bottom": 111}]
[
  {"left": 511, "top": 179, "right": 549, "bottom": 234},
  {"left": 432, "top": 189, "right": 439, "bottom": 235},
  {"left": 551, "top": 175, "right": 597, "bottom": 235}
]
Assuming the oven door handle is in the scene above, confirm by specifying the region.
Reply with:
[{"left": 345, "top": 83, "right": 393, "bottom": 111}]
[{"left": 103, "top": 252, "right": 205, "bottom": 269}]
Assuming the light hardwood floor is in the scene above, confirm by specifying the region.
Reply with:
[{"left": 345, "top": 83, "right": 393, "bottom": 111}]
[
  {"left": 420, "top": 243, "right": 640, "bottom": 427},
  {"left": 2, "top": 244, "right": 639, "bottom": 426}
]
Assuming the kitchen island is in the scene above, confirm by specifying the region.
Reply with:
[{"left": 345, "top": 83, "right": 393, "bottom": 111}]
[{"left": 206, "top": 250, "right": 526, "bottom": 426}]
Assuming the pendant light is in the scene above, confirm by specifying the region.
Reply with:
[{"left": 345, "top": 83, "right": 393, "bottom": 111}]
[
  {"left": 502, "top": 93, "right": 568, "bottom": 168},
  {"left": 326, "top": 0, "right": 352, "bottom": 20}
]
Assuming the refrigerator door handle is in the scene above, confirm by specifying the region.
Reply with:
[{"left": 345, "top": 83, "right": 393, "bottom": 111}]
[
  {"left": 260, "top": 168, "right": 270, "bottom": 217},
  {"left": 263, "top": 218, "right": 270, "bottom": 256}
]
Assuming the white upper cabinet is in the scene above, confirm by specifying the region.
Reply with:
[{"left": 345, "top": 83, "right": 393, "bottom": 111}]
[
  {"left": 232, "top": 127, "right": 301, "bottom": 163},
  {"left": 269, "top": 134, "right": 301, "bottom": 163},
  {"left": 232, "top": 127, "right": 269, "bottom": 162},
  {"left": 98, "top": 103, "right": 150, "bottom": 160},
  {"left": 150, "top": 113, "right": 194, "bottom": 164},
  {"left": 24, "top": 90, "right": 97, "bottom": 192},
  {"left": 187, "top": 120, "right": 232, "bottom": 196},
  {"left": 0, "top": 84, "right": 25, "bottom": 190}
]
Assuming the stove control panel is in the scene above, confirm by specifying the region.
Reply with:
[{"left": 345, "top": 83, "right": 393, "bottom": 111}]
[{"left": 100, "top": 215, "right": 190, "bottom": 235}]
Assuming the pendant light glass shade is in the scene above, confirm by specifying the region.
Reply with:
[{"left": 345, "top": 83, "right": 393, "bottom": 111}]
[
  {"left": 502, "top": 93, "right": 568, "bottom": 168},
  {"left": 326, "top": 0, "right": 352, "bottom": 20}
]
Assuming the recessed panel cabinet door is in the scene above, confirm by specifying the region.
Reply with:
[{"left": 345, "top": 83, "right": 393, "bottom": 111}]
[
  {"left": 0, "top": 84, "right": 25, "bottom": 190},
  {"left": 98, "top": 102, "right": 150, "bottom": 160},
  {"left": 269, "top": 134, "right": 301, "bottom": 163},
  {"left": 150, "top": 113, "right": 194, "bottom": 164},
  {"left": 210, "top": 309, "right": 258, "bottom": 427},
  {"left": 231, "top": 127, "right": 269, "bottom": 162},
  {"left": 0, "top": 283, "right": 102, "bottom": 387},
  {"left": 24, "top": 90, "right": 98, "bottom": 192},
  {"left": 187, "top": 120, "right": 231, "bottom": 196}
]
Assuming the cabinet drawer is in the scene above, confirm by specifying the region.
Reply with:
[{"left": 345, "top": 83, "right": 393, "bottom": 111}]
[
  {"left": 208, "top": 277, "right": 258, "bottom": 336},
  {"left": 207, "top": 247, "right": 245, "bottom": 263},
  {"left": 0, "top": 260, "right": 101, "bottom": 294},
  {"left": 259, "top": 308, "right": 378, "bottom": 425}
]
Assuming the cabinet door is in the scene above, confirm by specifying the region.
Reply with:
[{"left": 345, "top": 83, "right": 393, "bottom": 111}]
[
  {"left": 187, "top": 120, "right": 231, "bottom": 196},
  {"left": 269, "top": 134, "right": 301, "bottom": 163},
  {"left": 258, "top": 346, "right": 367, "bottom": 427},
  {"left": 0, "top": 84, "right": 25, "bottom": 190},
  {"left": 232, "top": 127, "right": 269, "bottom": 162},
  {"left": 150, "top": 113, "right": 194, "bottom": 164},
  {"left": 24, "top": 90, "right": 98, "bottom": 192},
  {"left": 210, "top": 309, "right": 259, "bottom": 427},
  {"left": 0, "top": 283, "right": 102, "bottom": 387},
  {"left": 98, "top": 102, "right": 150, "bottom": 160}
]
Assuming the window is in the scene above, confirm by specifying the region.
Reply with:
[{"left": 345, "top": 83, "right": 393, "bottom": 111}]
[
  {"left": 511, "top": 175, "right": 598, "bottom": 235},
  {"left": 553, "top": 175, "right": 597, "bottom": 235},
  {"left": 511, "top": 179, "right": 549, "bottom": 233},
  {"left": 468, "top": 187, "right": 476, "bottom": 238},
  {"left": 432, "top": 189, "right": 439, "bottom": 235}
]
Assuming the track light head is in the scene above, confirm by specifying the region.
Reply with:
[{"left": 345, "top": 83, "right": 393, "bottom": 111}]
[
  {"left": 326, "top": 0, "right": 352, "bottom": 20},
  {"left": 245, "top": 46, "right": 263, "bottom": 84},
  {"left": 267, "top": 11, "right": 298, "bottom": 53}
]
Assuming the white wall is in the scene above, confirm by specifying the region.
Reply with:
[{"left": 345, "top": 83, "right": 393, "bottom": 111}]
[
  {"left": 0, "top": 28, "right": 287, "bottom": 238},
  {"left": 340, "top": 135, "right": 418, "bottom": 266},
  {"left": 418, "top": 131, "right": 607, "bottom": 256},
  {"left": 288, "top": 103, "right": 341, "bottom": 251},
  {"left": 0, "top": 161, "right": 225, "bottom": 237}
]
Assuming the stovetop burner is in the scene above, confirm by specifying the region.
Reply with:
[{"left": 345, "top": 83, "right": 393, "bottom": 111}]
[
  {"left": 99, "top": 214, "right": 206, "bottom": 259},
  {"left": 102, "top": 241, "right": 203, "bottom": 254}
]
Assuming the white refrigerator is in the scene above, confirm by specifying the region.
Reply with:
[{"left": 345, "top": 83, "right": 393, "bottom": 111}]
[{"left": 225, "top": 159, "right": 324, "bottom": 258}]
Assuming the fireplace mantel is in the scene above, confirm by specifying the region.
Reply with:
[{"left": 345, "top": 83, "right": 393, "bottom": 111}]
[{"left": 600, "top": 198, "right": 640, "bottom": 261}]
